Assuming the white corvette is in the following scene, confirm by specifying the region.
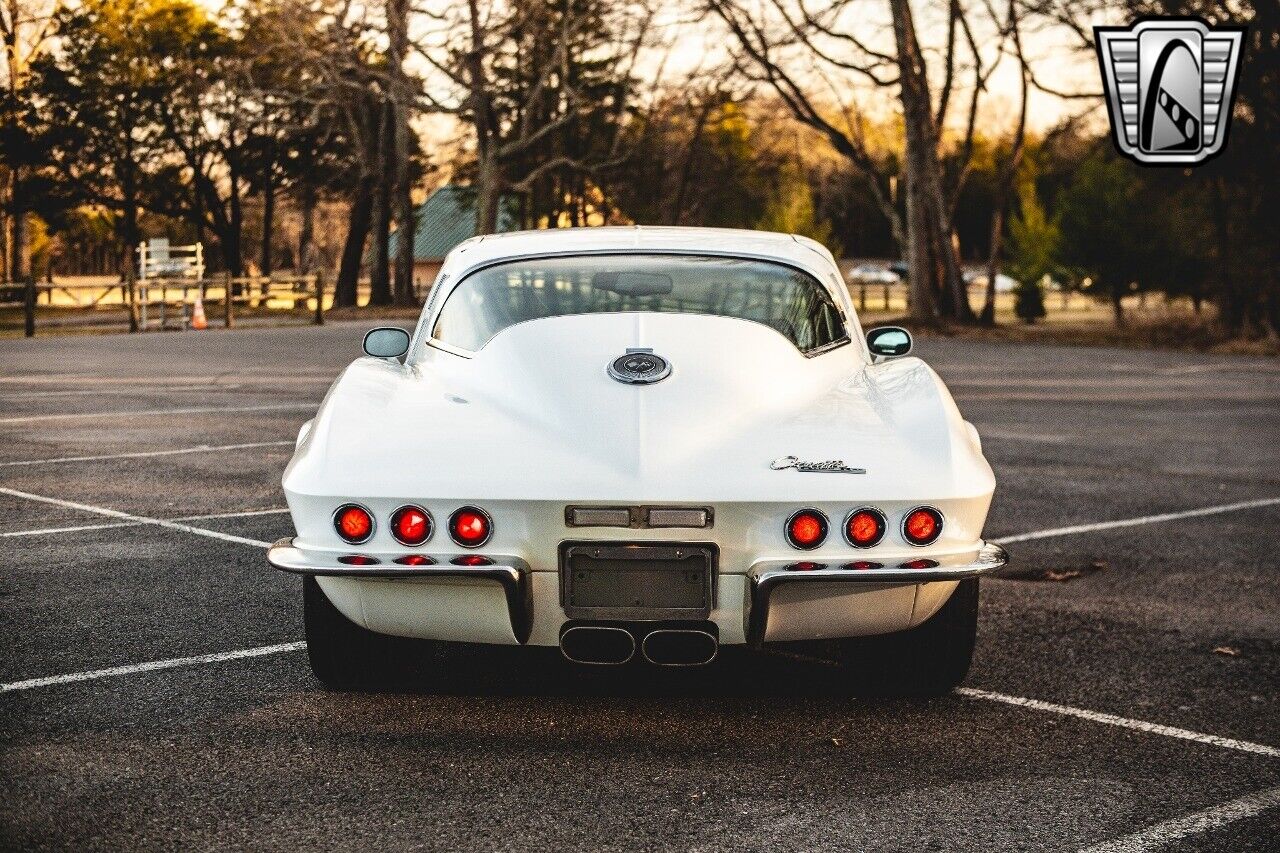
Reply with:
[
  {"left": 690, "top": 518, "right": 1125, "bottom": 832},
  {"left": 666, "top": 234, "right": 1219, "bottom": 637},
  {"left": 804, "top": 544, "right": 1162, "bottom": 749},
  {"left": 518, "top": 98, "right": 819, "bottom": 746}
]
[{"left": 269, "top": 226, "right": 1007, "bottom": 694}]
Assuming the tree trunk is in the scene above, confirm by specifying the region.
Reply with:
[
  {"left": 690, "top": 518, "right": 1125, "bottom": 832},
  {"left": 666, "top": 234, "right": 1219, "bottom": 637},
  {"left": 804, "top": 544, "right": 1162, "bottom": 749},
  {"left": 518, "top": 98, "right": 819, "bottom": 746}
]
[
  {"left": 979, "top": 205, "right": 1006, "bottom": 325},
  {"left": 475, "top": 156, "right": 501, "bottom": 236},
  {"left": 298, "top": 181, "right": 316, "bottom": 274},
  {"left": 336, "top": 176, "right": 374, "bottom": 308},
  {"left": 388, "top": 0, "right": 417, "bottom": 306},
  {"left": 368, "top": 106, "right": 393, "bottom": 307},
  {"left": 391, "top": 98, "right": 415, "bottom": 305},
  {"left": 888, "top": 0, "right": 942, "bottom": 324},
  {"left": 1211, "top": 177, "right": 1240, "bottom": 332},
  {"left": 260, "top": 175, "right": 275, "bottom": 282},
  {"left": 9, "top": 169, "right": 26, "bottom": 282}
]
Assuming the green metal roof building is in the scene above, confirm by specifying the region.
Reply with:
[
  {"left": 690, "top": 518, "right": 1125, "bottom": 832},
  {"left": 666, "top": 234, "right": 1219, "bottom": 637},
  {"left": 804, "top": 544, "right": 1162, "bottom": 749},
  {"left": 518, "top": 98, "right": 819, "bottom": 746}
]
[{"left": 389, "top": 185, "right": 520, "bottom": 287}]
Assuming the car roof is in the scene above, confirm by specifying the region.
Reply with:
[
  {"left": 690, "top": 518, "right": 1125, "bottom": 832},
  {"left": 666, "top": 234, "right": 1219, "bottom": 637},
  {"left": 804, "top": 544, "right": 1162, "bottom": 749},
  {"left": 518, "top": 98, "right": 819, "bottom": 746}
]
[{"left": 438, "top": 226, "right": 840, "bottom": 280}]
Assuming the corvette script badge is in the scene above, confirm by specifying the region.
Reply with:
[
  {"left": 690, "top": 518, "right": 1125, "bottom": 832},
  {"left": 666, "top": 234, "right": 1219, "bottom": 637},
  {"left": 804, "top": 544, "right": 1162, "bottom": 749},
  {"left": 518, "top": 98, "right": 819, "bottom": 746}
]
[{"left": 770, "top": 456, "right": 866, "bottom": 474}]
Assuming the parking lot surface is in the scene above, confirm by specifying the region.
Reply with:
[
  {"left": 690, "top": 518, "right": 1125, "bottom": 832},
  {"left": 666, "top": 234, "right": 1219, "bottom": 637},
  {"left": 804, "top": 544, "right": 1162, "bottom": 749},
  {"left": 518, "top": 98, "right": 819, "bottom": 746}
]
[{"left": 2, "top": 324, "right": 1277, "bottom": 851}]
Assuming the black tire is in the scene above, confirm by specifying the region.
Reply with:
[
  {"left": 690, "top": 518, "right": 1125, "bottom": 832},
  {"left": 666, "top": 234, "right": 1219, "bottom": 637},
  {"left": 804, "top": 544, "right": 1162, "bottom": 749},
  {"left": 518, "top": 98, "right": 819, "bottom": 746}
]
[
  {"left": 303, "top": 576, "right": 406, "bottom": 690},
  {"left": 830, "top": 578, "right": 979, "bottom": 697}
]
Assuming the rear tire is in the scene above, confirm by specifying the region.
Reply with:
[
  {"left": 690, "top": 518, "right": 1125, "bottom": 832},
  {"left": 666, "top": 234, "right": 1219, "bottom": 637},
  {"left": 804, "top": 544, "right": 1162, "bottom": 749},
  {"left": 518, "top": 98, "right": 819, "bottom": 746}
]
[{"left": 831, "top": 578, "right": 979, "bottom": 697}]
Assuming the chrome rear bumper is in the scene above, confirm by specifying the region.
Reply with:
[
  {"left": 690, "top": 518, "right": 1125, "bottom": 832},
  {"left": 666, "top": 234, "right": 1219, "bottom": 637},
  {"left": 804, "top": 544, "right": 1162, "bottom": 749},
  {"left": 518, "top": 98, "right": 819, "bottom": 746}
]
[
  {"left": 267, "top": 537, "right": 533, "bottom": 643},
  {"left": 746, "top": 541, "right": 1008, "bottom": 645}
]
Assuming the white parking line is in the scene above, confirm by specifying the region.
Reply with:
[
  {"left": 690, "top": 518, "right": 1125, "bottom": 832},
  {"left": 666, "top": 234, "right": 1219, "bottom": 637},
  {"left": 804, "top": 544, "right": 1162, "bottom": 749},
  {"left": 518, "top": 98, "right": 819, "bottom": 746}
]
[
  {"left": 957, "top": 689, "right": 1280, "bottom": 758},
  {"left": 0, "top": 384, "right": 235, "bottom": 400},
  {"left": 0, "top": 440, "right": 293, "bottom": 468},
  {"left": 1079, "top": 784, "right": 1280, "bottom": 852},
  {"left": 0, "top": 488, "right": 272, "bottom": 548},
  {"left": 1000, "top": 496, "right": 1280, "bottom": 544},
  {"left": 0, "top": 507, "right": 289, "bottom": 539},
  {"left": 0, "top": 402, "right": 316, "bottom": 425},
  {"left": 0, "top": 642, "right": 306, "bottom": 694}
]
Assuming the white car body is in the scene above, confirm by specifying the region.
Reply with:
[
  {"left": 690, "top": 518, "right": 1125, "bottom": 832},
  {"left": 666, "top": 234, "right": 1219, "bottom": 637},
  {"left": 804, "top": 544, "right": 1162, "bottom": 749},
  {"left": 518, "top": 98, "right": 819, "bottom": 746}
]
[{"left": 270, "top": 226, "right": 1005, "bottom": 671}]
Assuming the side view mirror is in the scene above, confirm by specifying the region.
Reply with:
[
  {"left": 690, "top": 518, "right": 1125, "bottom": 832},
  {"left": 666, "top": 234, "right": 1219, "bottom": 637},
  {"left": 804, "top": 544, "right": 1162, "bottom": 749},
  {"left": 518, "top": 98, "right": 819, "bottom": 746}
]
[
  {"left": 363, "top": 327, "right": 410, "bottom": 359},
  {"left": 866, "top": 326, "right": 912, "bottom": 359}
]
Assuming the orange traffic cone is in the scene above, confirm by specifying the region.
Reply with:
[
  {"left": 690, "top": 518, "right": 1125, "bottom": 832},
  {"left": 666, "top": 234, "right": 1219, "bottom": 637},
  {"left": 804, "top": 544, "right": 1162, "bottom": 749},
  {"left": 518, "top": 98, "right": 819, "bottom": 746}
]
[{"left": 190, "top": 295, "right": 208, "bottom": 330}]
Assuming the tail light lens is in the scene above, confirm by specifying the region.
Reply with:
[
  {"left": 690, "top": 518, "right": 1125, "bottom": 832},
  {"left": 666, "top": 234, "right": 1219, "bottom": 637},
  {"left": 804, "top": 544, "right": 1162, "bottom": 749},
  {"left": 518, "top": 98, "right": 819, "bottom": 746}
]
[
  {"left": 334, "top": 504, "right": 374, "bottom": 544},
  {"left": 390, "top": 505, "right": 432, "bottom": 546},
  {"left": 845, "top": 508, "right": 887, "bottom": 548},
  {"left": 900, "top": 558, "right": 939, "bottom": 569},
  {"left": 785, "top": 561, "right": 824, "bottom": 571},
  {"left": 902, "top": 507, "right": 944, "bottom": 546},
  {"left": 338, "top": 554, "right": 378, "bottom": 565},
  {"left": 843, "top": 560, "right": 882, "bottom": 570},
  {"left": 452, "top": 554, "right": 494, "bottom": 566},
  {"left": 394, "top": 554, "right": 435, "bottom": 566},
  {"left": 449, "top": 506, "right": 492, "bottom": 547},
  {"left": 785, "top": 509, "right": 828, "bottom": 550}
]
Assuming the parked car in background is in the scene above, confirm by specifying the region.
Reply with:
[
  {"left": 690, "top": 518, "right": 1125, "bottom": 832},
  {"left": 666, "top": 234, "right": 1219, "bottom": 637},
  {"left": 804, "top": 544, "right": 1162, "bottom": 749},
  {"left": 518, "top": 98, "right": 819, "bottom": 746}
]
[
  {"left": 270, "top": 227, "right": 1007, "bottom": 696},
  {"left": 848, "top": 263, "right": 902, "bottom": 285},
  {"left": 964, "top": 271, "right": 1021, "bottom": 293}
]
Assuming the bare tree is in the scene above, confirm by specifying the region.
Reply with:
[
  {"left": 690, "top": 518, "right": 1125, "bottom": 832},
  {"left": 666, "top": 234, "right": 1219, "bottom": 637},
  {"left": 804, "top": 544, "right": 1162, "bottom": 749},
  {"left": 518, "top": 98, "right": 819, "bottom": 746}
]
[
  {"left": 419, "top": 0, "right": 655, "bottom": 234},
  {"left": 1, "top": 0, "right": 61, "bottom": 281},
  {"left": 707, "top": 0, "right": 1031, "bottom": 323}
]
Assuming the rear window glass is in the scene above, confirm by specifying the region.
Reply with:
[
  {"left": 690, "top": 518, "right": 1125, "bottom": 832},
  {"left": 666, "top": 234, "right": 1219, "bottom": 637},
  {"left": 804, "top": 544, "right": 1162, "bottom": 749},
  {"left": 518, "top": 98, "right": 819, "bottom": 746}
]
[{"left": 431, "top": 254, "right": 846, "bottom": 353}]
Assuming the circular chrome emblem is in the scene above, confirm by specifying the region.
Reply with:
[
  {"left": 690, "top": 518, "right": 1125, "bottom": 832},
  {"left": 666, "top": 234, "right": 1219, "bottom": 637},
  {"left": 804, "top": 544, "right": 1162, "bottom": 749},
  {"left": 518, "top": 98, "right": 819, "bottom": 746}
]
[{"left": 608, "top": 351, "right": 671, "bottom": 385}]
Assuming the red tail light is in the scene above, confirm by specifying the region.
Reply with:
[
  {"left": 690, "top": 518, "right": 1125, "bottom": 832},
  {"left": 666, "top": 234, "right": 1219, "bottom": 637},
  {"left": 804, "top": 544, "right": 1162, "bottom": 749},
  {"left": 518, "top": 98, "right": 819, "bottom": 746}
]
[
  {"left": 338, "top": 554, "right": 378, "bottom": 565},
  {"left": 452, "top": 554, "right": 494, "bottom": 566},
  {"left": 390, "top": 505, "right": 432, "bottom": 546},
  {"left": 845, "top": 508, "right": 887, "bottom": 548},
  {"left": 334, "top": 504, "right": 374, "bottom": 544},
  {"left": 843, "top": 560, "right": 882, "bottom": 570},
  {"left": 449, "top": 506, "right": 492, "bottom": 547},
  {"left": 902, "top": 507, "right": 944, "bottom": 546},
  {"left": 786, "top": 561, "right": 823, "bottom": 571},
  {"left": 900, "top": 558, "right": 939, "bottom": 569},
  {"left": 785, "top": 509, "right": 828, "bottom": 550},
  {"left": 394, "top": 554, "right": 435, "bottom": 566}
]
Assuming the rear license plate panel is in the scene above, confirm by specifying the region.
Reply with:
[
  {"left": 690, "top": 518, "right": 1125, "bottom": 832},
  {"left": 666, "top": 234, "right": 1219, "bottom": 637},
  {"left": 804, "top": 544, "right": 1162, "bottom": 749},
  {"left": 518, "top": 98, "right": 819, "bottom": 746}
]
[{"left": 560, "top": 541, "right": 716, "bottom": 620}]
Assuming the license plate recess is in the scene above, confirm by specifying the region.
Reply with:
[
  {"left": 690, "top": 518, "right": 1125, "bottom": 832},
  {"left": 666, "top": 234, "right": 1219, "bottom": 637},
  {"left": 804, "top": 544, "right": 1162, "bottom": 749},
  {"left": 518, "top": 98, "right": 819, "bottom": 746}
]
[{"left": 559, "top": 541, "right": 716, "bottom": 620}]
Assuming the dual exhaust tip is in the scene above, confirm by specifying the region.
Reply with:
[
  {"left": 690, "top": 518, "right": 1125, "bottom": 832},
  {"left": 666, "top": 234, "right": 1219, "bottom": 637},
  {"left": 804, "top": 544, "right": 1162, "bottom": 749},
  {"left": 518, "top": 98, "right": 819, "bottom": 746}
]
[{"left": 560, "top": 625, "right": 718, "bottom": 667}]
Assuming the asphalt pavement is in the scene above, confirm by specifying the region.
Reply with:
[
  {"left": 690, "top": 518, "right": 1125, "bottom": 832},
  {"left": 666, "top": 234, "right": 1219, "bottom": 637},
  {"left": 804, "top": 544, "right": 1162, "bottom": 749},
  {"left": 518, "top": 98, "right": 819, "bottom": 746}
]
[{"left": 1, "top": 323, "right": 1277, "bottom": 852}]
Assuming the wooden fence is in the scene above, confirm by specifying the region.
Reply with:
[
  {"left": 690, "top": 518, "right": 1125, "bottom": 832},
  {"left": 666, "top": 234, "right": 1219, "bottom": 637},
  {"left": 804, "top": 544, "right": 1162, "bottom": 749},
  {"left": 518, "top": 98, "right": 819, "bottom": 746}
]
[{"left": 2, "top": 273, "right": 326, "bottom": 337}]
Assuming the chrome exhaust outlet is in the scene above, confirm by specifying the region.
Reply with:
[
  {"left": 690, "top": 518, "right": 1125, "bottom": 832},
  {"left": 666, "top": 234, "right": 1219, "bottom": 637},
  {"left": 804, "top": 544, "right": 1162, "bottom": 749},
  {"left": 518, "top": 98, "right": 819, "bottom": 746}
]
[
  {"left": 640, "top": 629, "right": 718, "bottom": 667},
  {"left": 560, "top": 626, "right": 636, "bottom": 665}
]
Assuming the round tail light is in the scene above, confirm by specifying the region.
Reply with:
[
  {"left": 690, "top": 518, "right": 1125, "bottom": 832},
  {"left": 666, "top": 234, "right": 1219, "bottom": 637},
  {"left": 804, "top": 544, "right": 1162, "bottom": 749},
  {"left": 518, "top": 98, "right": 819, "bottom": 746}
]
[
  {"left": 785, "top": 509, "right": 828, "bottom": 550},
  {"left": 452, "top": 554, "right": 494, "bottom": 566},
  {"left": 390, "top": 505, "right": 432, "bottom": 546},
  {"left": 902, "top": 507, "right": 944, "bottom": 546},
  {"left": 449, "top": 506, "right": 492, "bottom": 547},
  {"left": 334, "top": 504, "right": 374, "bottom": 544},
  {"left": 845, "top": 508, "right": 887, "bottom": 548},
  {"left": 394, "top": 554, "right": 435, "bottom": 566}
]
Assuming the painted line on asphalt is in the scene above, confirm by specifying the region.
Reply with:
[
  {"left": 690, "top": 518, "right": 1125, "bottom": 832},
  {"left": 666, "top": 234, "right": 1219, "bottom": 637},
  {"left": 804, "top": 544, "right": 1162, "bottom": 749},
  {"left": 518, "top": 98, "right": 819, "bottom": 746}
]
[
  {"left": 0, "top": 642, "right": 307, "bottom": 694},
  {"left": 0, "top": 440, "right": 293, "bottom": 468},
  {"left": 0, "top": 384, "right": 236, "bottom": 400},
  {"left": 0, "top": 402, "right": 316, "bottom": 425},
  {"left": 0, "top": 507, "right": 289, "bottom": 539},
  {"left": 0, "top": 488, "right": 272, "bottom": 548},
  {"left": 958, "top": 688, "right": 1280, "bottom": 758},
  {"left": 999, "top": 496, "right": 1280, "bottom": 544},
  {"left": 1078, "top": 784, "right": 1280, "bottom": 852}
]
